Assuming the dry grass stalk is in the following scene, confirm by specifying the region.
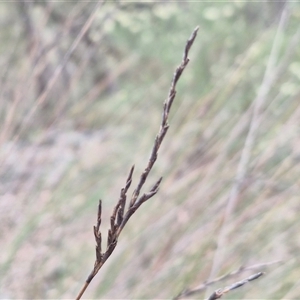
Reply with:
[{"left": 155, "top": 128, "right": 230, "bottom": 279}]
[
  {"left": 74, "top": 26, "right": 199, "bottom": 300},
  {"left": 206, "top": 272, "right": 264, "bottom": 300},
  {"left": 173, "top": 260, "right": 281, "bottom": 300}
]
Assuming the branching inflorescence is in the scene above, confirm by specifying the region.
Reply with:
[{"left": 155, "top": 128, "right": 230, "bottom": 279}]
[
  {"left": 75, "top": 25, "right": 270, "bottom": 300},
  {"left": 75, "top": 26, "right": 199, "bottom": 300}
]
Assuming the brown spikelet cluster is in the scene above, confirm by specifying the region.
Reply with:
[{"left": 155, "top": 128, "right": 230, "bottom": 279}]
[{"left": 75, "top": 26, "right": 199, "bottom": 300}]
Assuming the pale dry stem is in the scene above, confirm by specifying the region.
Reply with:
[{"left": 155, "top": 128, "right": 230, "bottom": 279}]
[
  {"left": 206, "top": 272, "right": 264, "bottom": 300},
  {"left": 207, "top": 7, "right": 290, "bottom": 284},
  {"left": 173, "top": 260, "right": 281, "bottom": 300}
]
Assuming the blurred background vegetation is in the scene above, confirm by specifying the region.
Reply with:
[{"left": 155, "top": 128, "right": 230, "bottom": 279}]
[{"left": 1, "top": 1, "right": 300, "bottom": 299}]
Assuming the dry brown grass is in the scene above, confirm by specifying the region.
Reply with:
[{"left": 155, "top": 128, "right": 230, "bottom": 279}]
[{"left": 75, "top": 26, "right": 199, "bottom": 300}]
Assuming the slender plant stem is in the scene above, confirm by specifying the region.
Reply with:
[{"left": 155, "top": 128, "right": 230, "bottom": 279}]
[{"left": 75, "top": 282, "right": 89, "bottom": 300}]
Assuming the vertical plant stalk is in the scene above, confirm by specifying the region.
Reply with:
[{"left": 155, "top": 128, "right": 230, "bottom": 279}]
[
  {"left": 207, "top": 7, "right": 289, "bottom": 284},
  {"left": 75, "top": 26, "right": 199, "bottom": 300}
]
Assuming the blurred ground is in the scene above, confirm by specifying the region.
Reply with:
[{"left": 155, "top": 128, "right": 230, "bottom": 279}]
[{"left": 1, "top": 1, "right": 300, "bottom": 299}]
